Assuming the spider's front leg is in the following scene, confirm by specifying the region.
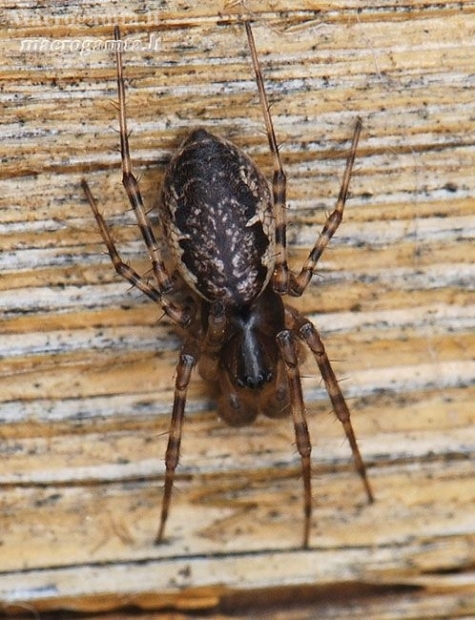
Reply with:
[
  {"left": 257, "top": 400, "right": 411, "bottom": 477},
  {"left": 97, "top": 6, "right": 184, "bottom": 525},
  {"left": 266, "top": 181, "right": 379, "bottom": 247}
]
[
  {"left": 287, "top": 306, "right": 374, "bottom": 505},
  {"left": 156, "top": 303, "right": 230, "bottom": 544},
  {"left": 156, "top": 346, "right": 197, "bottom": 545},
  {"left": 276, "top": 330, "right": 313, "bottom": 549}
]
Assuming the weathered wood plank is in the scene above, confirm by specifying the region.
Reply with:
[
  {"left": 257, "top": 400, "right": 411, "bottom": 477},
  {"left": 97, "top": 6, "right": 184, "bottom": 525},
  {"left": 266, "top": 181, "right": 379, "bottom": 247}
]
[{"left": 1, "top": 1, "right": 475, "bottom": 618}]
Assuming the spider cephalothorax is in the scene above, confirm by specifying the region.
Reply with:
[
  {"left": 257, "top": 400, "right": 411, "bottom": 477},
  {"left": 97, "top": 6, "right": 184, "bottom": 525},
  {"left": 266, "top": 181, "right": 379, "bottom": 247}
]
[
  {"left": 82, "top": 22, "right": 373, "bottom": 548},
  {"left": 200, "top": 287, "right": 291, "bottom": 426}
]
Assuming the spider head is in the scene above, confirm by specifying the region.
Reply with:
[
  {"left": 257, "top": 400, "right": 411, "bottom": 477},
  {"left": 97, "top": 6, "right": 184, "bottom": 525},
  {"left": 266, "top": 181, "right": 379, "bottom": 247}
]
[
  {"left": 206, "top": 287, "right": 290, "bottom": 425},
  {"left": 224, "top": 287, "right": 284, "bottom": 389}
]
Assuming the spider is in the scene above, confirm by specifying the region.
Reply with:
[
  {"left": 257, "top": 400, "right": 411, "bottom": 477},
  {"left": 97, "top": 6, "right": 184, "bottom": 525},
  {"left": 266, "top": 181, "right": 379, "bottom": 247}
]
[{"left": 82, "top": 22, "right": 374, "bottom": 548}]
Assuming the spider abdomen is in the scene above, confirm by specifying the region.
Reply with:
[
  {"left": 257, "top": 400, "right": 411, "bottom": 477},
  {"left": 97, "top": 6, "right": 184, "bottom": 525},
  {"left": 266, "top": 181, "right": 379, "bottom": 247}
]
[{"left": 159, "top": 129, "right": 275, "bottom": 305}]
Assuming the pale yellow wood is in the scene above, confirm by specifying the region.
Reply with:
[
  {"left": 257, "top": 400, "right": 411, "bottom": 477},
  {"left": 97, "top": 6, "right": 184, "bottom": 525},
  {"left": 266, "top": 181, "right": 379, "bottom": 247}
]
[{"left": 1, "top": 1, "right": 475, "bottom": 619}]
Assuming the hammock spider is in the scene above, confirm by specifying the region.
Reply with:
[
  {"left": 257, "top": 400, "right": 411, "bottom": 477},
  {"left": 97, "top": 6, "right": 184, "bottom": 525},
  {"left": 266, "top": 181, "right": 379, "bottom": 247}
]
[{"left": 82, "top": 22, "right": 373, "bottom": 548}]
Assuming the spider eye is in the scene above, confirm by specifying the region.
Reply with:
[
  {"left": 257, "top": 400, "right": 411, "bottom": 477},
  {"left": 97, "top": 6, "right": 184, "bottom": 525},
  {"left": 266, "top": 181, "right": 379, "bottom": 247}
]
[{"left": 237, "top": 370, "right": 272, "bottom": 390}]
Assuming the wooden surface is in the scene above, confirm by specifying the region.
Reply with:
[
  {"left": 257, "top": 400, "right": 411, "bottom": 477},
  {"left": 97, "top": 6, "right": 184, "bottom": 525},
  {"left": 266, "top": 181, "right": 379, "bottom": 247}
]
[{"left": 1, "top": 1, "right": 475, "bottom": 618}]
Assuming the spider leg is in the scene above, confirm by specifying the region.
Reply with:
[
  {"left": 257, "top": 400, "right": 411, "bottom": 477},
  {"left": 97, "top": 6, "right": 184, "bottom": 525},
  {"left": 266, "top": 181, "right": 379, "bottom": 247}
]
[
  {"left": 290, "top": 119, "right": 362, "bottom": 297},
  {"left": 296, "top": 315, "right": 374, "bottom": 504},
  {"left": 156, "top": 345, "right": 197, "bottom": 545},
  {"left": 198, "top": 302, "right": 227, "bottom": 381},
  {"left": 276, "top": 330, "right": 312, "bottom": 548},
  {"left": 245, "top": 22, "right": 289, "bottom": 294},
  {"left": 82, "top": 180, "right": 189, "bottom": 326},
  {"left": 157, "top": 302, "right": 235, "bottom": 544},
  {"left": 82, "top": 26, "right": 191, "bottom": 327},
  {"left": 114, "top": 25, "right": 175, "bottom": 296}
]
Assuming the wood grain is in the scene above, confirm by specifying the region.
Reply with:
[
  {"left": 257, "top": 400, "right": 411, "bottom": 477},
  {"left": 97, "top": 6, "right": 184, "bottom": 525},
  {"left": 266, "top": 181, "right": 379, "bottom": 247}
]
[{"left": 1, "top": 1, "right": 475, "bottom": 618}]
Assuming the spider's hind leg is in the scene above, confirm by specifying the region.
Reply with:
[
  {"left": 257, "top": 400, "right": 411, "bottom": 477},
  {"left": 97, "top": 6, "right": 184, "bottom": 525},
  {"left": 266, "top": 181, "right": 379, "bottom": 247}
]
[
  {"left": 290, "top": 119, "right": 362, "bottom": 297},
  {"left": 82, "top": 25, "right": 191, "bottom": 328}
]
